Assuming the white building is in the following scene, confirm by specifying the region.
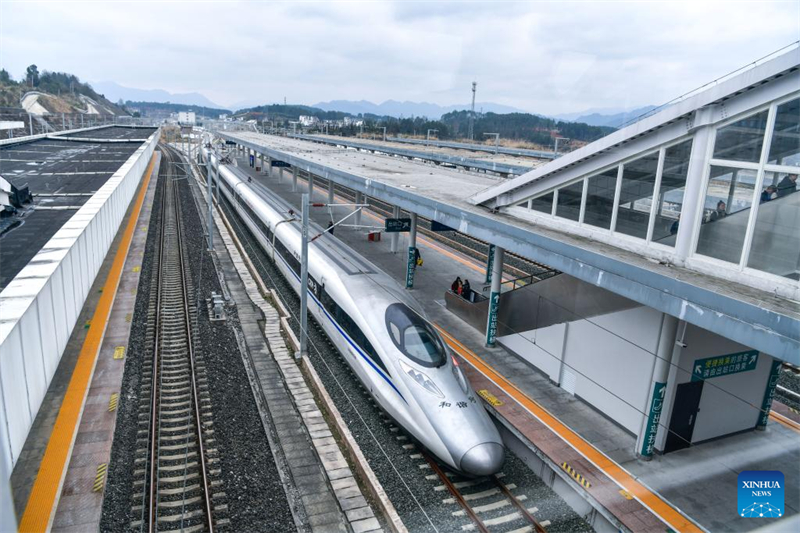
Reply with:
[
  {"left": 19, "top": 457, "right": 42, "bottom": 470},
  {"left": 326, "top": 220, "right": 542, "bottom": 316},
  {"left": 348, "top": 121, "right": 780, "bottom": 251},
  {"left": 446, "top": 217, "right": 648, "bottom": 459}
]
[
  {"left": 299, "top": 115, "right": 319, "bottom": 127},
  {"left": 177, "top": 111, "right": 196, "bottom": 125}
]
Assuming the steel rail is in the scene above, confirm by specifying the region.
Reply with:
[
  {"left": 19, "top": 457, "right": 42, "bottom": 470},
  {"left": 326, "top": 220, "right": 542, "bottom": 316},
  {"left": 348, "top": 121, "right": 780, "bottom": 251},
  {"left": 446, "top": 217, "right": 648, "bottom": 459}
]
[
  {"left": 146, "top": 145, "right": 214, "bottom": 533},
  {"left": 423, "top": 453, "right": 490, "bottom": 533}
]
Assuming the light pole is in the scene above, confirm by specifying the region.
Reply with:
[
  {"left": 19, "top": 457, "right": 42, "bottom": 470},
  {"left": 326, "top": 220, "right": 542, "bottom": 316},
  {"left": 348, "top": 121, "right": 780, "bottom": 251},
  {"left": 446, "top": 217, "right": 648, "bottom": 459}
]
[
  {"left": 379, "top": 126, "right": 387, "bottom": 142},
  {"left": 426, "top": 129, "right": 438, "bottom": 144},
  {"left": 483, "top": 132, "right": 500, "bottom": 154},
  {"left": 554, "top": 136, "right": 570, "bottom": 158}
]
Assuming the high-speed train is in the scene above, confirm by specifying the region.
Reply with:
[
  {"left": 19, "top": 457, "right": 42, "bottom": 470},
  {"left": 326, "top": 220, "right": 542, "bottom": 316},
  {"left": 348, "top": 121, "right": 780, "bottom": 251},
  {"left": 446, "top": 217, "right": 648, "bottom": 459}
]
[{"left": 201, "top": 147, "right": 504, "bottom": 476}]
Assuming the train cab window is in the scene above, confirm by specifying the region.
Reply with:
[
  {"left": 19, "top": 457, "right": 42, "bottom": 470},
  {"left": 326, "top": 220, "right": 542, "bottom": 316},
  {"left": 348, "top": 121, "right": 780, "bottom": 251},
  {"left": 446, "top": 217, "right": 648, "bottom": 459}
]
[{"left": 385, "top": 303, "right": 446, "bottom": 368}]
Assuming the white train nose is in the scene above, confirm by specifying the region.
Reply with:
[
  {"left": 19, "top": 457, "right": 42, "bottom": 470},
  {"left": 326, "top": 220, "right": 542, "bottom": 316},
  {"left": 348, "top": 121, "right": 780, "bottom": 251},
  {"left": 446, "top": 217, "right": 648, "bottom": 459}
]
[{"left": 459, "top": 442, "right": 505, "bottom": 476}]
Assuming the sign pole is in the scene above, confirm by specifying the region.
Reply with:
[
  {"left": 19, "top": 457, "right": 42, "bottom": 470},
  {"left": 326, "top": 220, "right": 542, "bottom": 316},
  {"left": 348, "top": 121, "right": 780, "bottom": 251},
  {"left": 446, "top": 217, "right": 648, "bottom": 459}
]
[
  {"left": 406, "top": 213, "right": 418, "bottom": 289},
  {"left": 756, "top": 359, "right": 782, "bottom": 430},
  {"left": 485, "top": 246, "right": 504, "bottom": 347},
  {"left": 485, "top": 244, "right": 495, "bottom": 284}
]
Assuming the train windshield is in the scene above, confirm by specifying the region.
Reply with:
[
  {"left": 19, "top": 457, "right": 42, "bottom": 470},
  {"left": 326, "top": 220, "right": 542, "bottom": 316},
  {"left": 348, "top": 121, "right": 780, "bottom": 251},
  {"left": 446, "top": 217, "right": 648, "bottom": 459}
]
[{"left": 385, "top": 303, "right": 446, "bottom": 367}]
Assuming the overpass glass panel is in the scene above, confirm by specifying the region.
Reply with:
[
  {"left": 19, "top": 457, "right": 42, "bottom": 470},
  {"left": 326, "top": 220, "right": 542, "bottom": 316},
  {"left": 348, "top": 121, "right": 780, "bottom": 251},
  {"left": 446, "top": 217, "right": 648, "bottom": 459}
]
[
  {"left": 747, "top": 171, "right": 800, "bottom": 279},
  {"left": 583, "top": 167, "right": 618, "bottom": 230},
  {"left": 696, "top": 166, "right": 757, "bottom": 264},
  {"left": 652, "top": 139, "right": 693, "bottom": 245},
  {"left": 712, "top": 109, "right": 769, "bottom": 163},
  {"left": 615, "top": 151, "right": 659, "bottom": 238},
  {"left": 529, "top": 191, "right": 554, "bottom": 214},
  {"left": 555, "top": 180, "right": 584, "bottom": 221},
  {"left": 768, "top": 98, "right": 800, "bottom": 167}
]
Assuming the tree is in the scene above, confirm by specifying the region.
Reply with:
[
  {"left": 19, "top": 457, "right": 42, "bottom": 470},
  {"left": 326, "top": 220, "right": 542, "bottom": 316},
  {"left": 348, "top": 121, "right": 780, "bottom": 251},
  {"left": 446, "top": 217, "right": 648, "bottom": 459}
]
[
  {"left": 0, "top": 69, "right": 12, "bottom": 84},
  {"left": 26, "top": 64, "right": 39, "bottom": 87}
]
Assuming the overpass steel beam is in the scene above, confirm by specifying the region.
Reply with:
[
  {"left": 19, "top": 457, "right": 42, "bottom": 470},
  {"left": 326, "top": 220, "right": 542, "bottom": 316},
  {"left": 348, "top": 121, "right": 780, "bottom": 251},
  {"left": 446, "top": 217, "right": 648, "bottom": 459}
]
[{"left": 219, "top": 132, "right": 800, "bottom": 363}]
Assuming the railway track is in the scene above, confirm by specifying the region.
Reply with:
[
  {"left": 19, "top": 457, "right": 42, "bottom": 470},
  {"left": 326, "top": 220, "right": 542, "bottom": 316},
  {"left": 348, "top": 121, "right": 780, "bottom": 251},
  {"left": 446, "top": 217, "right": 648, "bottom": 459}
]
[
  {"left": 422, "top": 451, "right": 548, "bottom": 533},
  {"left": 131, "top": 146, "right": 224, "bottom": 532},
  {"left": 322, "top": 176, "right": 557, "bottom": 281}
]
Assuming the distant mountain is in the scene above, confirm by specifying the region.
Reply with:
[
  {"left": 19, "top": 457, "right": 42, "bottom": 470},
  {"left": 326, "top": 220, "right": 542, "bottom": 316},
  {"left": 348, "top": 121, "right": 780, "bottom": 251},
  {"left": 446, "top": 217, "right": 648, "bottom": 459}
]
[
  {"left": 91, "top": 81, "right": 228, "bottom": 110},
  {"left": 555, "top": 105, "right": 658, "bottom": 128},
  {"left": 312, "top": 99, "right": 527, "bottom": 119}
]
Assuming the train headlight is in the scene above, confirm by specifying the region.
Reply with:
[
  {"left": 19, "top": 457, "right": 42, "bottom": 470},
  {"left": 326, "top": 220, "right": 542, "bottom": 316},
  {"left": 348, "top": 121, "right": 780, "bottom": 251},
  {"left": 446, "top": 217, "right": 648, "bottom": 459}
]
[
  {"left": 451, "top": 356, "right": 469, "bottom": 394},
  {"left": 399, "top": 360, "right": 444, "bottom": 398}
]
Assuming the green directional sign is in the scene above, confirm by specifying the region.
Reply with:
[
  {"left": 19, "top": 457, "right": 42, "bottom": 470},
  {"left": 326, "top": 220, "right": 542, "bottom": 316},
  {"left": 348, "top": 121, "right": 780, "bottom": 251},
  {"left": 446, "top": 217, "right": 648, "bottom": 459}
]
[
  {"left": 640, "top": 381, "right": 667, "bottom": 458},
  {"left": 692, "top": 350, "right": 758, "bottom": 382},
  {"left": 385, "top": 218, "right": 411, "bottom": 233}
]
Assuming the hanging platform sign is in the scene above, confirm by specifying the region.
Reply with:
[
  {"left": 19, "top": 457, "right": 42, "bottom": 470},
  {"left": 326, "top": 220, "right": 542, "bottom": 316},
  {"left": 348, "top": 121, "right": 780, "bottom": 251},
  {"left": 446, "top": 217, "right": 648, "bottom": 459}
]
[
  {"left": 271, "top": 160, "right": 291, "bottom": 167},
  {"left": 385, "top": 218, "right": 411, "bottom": 233},
  {"left": 692, "top": 350, "right": 758, "bottom": 381}
]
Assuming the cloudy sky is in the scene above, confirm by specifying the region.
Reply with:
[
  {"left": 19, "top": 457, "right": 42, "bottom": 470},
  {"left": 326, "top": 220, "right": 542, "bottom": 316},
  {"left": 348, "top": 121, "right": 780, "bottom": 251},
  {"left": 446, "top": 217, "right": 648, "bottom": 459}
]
[{"left": 1, "top": 0, "right": 798, "bottom": 114}]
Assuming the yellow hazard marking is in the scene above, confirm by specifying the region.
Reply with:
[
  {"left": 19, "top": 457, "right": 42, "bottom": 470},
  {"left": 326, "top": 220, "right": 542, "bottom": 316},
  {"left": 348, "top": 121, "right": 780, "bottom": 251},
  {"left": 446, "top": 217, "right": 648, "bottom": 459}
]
[
  {"left": 131, "top": 288, "right": 137, "bottom": 295},
  {"left": 125, "top": 313, "right": 132, "bottom": 323},
  {"left": 478, "top": 389, "right": 503, "bottom": 407},
  {"left": 113, "top": 346, "right": 126, "bottom": 360},
  {"left": 620, "top": 489, "right": 633, "bottom": 500},
  {"left": 108, "top": 393, "right": 119, "bottom": 412},
  {"left": 561, "top": 462, "right": 592, "bottom": 489},
  {"left": 93, "top": 463, "right": 108, "bottom": 492},
  {"left": 132, "top": 265, "right": 141, "bottom": 272}
]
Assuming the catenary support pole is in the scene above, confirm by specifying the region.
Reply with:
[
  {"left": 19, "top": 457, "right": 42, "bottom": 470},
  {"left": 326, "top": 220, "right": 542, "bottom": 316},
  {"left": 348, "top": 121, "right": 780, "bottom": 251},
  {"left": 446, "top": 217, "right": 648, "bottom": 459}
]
[
  {"left": 485, "top": 246, "right": 504, "bottom": 346},
  {"left": 406, "top": 213, "right": 418, "bottom": 289},
  {"left": 214, "top": 155, "right": 220, "bottom": 203},
  {"left": 206, "top": 156, "right": 214, "bottom": 251},
  {"left": 637, "top": 314, "right": 680, "bottom": 459},
  {"left": 292, "top": 167, "right": 298, "bottom": 192},
  {"left": 390, "top": 205, "right": 401, "bottom": 253},
  {"left": 299, "top": 194, "right": 310, "bottom": 359},
  {"left": 354, "top": 191, "right": 363, "bottom": 227},
  {"left": 308, "top": 174, "right": 314, "bottom": 199}
]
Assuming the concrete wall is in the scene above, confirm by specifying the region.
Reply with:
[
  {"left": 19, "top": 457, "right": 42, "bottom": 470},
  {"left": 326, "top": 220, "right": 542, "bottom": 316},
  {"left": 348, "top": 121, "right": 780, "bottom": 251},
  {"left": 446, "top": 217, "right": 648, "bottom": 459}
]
[
  {"left": 0, "top": 129, "right": 159, "bottom": 468},
  {"left": 497, "top": 275, "right": 777, "bottom": 448},
  {"left": 499, "top": 304, "right": 663, "bottom": 436},
  {"left": 656, "top": 324, "right": 775, "bottom": 449}
]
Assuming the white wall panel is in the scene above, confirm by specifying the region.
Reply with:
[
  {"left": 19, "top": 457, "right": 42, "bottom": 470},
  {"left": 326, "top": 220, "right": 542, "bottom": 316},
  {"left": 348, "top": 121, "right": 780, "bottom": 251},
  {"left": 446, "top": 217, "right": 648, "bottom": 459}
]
[
  {"left": 0, "top": 128, "right": 159, "bottom": 466},
  {"left": 19, "top": 301, "right": 47, "bottom": 418},
  {"left": 50, "top": 268, "right": 67, "bottom": 357},
  {"left": 37, "top": 282, "right": 59, "bottom": 381},
  {"left": 0, "top": 327, "right": 32, "bottom": 463},
  {"left": 498, "top": 323, "right": 566, "bottom": 381}
]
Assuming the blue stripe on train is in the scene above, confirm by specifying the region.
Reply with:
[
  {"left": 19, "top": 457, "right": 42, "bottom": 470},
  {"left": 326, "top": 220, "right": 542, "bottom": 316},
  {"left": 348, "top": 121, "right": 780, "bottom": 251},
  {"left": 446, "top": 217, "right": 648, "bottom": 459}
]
[{"left": 232, "top": 190, "right": 407, "bottom": 404}]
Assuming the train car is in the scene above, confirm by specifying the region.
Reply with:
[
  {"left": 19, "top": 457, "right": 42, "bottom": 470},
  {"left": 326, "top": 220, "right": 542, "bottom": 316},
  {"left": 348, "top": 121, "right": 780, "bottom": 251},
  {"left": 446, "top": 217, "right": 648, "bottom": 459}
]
[{"left": 201, "top": 148, "right": 505, "bottom": 476}]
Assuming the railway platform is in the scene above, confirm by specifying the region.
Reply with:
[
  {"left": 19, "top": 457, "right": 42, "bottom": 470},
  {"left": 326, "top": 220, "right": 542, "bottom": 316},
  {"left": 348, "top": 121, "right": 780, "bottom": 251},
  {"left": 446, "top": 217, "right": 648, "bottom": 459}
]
[
  {"left": 11, "top": 152, "right": 159, "bottom": 532},
  {"left": 232, "top": 153, "right": 800, "bottom": 533}
]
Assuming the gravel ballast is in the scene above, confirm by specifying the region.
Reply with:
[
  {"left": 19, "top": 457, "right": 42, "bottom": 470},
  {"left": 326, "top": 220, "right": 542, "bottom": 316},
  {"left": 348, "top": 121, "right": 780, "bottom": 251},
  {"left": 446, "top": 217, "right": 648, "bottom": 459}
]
[{"left": 101, "top": 149, "right": 295, "bottom": 532}]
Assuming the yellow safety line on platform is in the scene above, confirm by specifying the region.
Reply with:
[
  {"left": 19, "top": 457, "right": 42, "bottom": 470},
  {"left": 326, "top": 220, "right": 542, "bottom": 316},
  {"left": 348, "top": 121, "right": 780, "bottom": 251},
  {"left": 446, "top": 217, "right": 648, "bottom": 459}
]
[
  {"left": 435, "top": 325, "right": 704, "bottom": 533},
  {"left": 770, "top": 410, "right": 800, "bottom": 433},
  {"left": 19, "top": 153, "right": 157, "bottom": 533}
]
